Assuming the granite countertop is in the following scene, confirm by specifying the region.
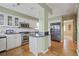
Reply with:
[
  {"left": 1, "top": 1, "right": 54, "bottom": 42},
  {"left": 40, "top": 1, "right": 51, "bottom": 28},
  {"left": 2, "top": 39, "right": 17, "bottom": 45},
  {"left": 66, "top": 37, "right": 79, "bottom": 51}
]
[
  {"left": 0, "top": 35, "right": 6, "bottom": 38},
  {"left": 5, "top": 33, "right": 20, "bottom": 35},
  {"left": 29, "top": 32, "right": 48, "bottom": 37},
  {"left": 30, "top": 34, "right": 45, "bottom": 37}
]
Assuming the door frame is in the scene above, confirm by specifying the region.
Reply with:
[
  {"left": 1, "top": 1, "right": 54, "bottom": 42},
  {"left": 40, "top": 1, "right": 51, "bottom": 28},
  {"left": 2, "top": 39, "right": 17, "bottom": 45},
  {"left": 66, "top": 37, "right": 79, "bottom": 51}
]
[{"left": 61, "top": 15, "right": 77, "bottom": 43}]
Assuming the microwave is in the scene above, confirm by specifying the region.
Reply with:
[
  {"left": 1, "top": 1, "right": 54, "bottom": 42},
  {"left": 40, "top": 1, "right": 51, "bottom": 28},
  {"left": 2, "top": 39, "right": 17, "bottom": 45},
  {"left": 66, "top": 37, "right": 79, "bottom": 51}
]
[{"left": 20, "top": 23, "right": 29, "bottom": 28}]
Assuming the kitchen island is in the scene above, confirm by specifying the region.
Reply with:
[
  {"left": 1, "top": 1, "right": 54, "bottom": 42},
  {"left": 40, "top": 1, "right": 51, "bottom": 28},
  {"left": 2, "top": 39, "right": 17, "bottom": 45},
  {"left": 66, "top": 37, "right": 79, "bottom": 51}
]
[{"left": 29, "top": 33, "right": 49, "bottom": 56}]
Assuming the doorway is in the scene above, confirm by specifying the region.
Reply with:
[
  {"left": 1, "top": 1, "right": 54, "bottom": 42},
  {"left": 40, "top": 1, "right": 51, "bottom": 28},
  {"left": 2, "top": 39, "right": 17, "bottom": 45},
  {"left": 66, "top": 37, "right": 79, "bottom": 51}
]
[
  {"left": 64, "top": 20, "right": 74, "bottom": 41},
  {"left": 63, "top": 19, "right": 77, "bottom": 55}
]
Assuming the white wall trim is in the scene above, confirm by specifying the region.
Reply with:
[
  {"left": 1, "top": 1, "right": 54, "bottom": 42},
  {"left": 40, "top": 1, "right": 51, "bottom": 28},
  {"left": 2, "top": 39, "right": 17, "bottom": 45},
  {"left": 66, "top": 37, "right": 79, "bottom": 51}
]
[
  {"left": 41, "top": 48, "right": 48, "bottom": 54},
  {"left": 60, "top": 40, "right": 63, "bottom": 42},
  {"left": 76, "top": 49, "right": 79, "bottom": 56}
]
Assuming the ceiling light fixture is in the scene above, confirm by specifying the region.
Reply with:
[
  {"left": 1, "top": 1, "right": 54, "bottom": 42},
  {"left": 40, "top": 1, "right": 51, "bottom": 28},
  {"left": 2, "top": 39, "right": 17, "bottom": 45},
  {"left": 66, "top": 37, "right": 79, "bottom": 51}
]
[
  {"left": 12, "top": 3, "right": 20, "bottom": 7},
  {"left": 17, "top": 3, "right": 20, "bottom": 6}
]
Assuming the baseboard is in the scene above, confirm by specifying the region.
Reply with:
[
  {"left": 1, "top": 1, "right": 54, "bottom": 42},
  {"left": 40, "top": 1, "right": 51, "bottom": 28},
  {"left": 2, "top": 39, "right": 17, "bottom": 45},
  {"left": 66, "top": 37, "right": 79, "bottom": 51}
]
[
  {"left": 60, "top": 40, "right": 63, "bottom": 42},
  {"left": 48, "top": 43, "right": 51, "bottom": 48},
  {"left": 76, "top": 49, "right": 79, "bottom": 56},
  {"left": 30, "top": 48, "right": 48, "bottom": 56},
  {"left": 6, "top": 45, "right": 21, "bottom": 51},
  {"left": 42, "top": 49, "right": 48, "bottom": 54},
  {"left": 30, "top": 51, "right": 38, "bottom": 56}
]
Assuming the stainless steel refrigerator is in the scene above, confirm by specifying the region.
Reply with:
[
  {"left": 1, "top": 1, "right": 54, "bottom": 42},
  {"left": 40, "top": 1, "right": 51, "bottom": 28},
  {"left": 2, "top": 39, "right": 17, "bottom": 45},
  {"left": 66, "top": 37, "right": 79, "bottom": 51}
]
[{"left": 50, "top": 23, "right": 61, "bottom": 42}]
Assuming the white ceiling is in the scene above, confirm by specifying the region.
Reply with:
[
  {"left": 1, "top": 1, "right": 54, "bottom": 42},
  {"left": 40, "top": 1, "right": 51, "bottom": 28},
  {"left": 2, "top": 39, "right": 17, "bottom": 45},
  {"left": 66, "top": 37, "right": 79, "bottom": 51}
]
[
  {"left": 0, "top": 3, "right": 40, "bottom": 18},
  {"left": 0, "top": 3, "right": 78, "bottom": 19},
  {"left": 47, "top": 3, "right": 78, "bottom": 18}
]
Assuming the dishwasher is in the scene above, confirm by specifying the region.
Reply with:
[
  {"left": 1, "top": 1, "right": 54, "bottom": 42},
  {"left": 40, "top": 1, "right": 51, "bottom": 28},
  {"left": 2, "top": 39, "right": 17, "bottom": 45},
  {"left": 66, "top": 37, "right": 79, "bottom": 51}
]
[{"left": 0, "top": 36, "right": 6, "bottom": 52}]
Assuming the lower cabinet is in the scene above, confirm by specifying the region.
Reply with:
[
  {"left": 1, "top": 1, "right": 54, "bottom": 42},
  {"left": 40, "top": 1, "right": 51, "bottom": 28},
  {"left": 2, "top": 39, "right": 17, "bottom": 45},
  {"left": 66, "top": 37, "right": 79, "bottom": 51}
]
[
  {"left": 0, "top": 38, "right": 6, "bottom": 51},
  {"left": 29, "top": 36, "right": 49, "bottom": 56},
  {"left": 6, "top": 34, "right": 21, "bottom": 50}
]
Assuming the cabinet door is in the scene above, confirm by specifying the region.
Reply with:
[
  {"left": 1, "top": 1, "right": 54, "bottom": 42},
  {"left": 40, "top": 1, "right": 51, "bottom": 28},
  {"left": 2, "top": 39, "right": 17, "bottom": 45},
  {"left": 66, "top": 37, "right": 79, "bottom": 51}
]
[
  {"left": 15, "top": 17, "right": 19, "bottom": 26},
  {"left": 0, "top": 38, "right": 6, "bottom": 51},
  {"left": 7, "top": 16, "right": 12, "bottom": 26},
  {"left": 15, "top": 34, "right": 21, "bottom": 47},
  {"left": 0, "top": 14, "right": 4, "bottom": 25},
  {"left": 7, "top": 35, "right": 16, "bottom": 50},
  {"left": 7, "top": 34, "right": 21, "bottom": 50}
]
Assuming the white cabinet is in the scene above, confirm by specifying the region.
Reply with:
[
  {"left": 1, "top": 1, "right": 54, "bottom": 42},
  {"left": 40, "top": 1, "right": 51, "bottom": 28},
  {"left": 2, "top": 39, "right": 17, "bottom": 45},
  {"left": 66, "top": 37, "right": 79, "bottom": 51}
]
[
  {"left": 15, "top": 17, "right": 19, "bottom": 26},
  {"left": 7, "top": 35, "right": 16, "bottom": 50},
  {"left": 29, "top": 37, "right": 38, "bottom": 55},
  {"left": 0, "top": 14, "right": 4, "bottom": 25},
  {"left": 0, "top": 12, "right": 19, "bottom": 27},
  {"left": 29, "top": 36, "right": 49, "bottom": 56},
  {"left": 14, "top": 34, "right": 22, "bottom": 47},
  {"left": 6, "top": 34, "right": 21, "bottom": 50},
  {"left": 7, "top": 16, "right": 12, "bottom": 26},
  {"left": 0, "top": 38, "right": 6, "bottom": 51}
]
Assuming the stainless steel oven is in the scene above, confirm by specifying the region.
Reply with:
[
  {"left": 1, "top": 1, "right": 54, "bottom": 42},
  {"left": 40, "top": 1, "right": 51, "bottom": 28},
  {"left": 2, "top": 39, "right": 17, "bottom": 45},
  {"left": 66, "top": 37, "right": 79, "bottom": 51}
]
[{"left": 21, "top": 33, "right": 29, "bottom": 45}]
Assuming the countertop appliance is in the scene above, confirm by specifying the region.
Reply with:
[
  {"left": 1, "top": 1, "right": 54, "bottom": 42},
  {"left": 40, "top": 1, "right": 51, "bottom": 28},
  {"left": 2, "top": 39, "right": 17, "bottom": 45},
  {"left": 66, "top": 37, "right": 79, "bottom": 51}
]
[{"left": 5, "top": 30, "right": 14, "bottom": 34}]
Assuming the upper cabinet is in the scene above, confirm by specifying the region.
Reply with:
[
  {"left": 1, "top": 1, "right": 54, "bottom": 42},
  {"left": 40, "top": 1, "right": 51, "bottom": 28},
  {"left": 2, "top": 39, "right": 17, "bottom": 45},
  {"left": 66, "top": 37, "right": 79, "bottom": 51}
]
[
  {"left": 0, "top": 12, "right": 19, "bottom": 27},
  {"left": 15, "top": 17, "right": 19, "bottom": 26},
  {"left": 0, "top": 12, "right": 36, "bottom": 29},
  {"left": 0, "top": 13, "right": 20, "bottom": 27},
  {"left": 7, "top": 16, "right": 12, "bottom": 26},
  {"left": 0, "top": 14, "right": 4, "bottom": 25}
]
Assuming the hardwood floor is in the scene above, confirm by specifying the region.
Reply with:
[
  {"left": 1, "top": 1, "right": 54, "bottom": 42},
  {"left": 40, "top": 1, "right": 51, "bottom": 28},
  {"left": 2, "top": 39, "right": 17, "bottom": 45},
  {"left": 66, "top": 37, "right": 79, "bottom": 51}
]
[
  {"left": 0, "top": 37, "right": 77, "bottom": 56},
  {"left": 39, "top": 36, "right": 77, "bottom": 56},
  {"left": 0, "top": 45, "right": 32, "bottom": 56},
  {"left": 39, "top": 41, "right": 77, "bottom": 56}
]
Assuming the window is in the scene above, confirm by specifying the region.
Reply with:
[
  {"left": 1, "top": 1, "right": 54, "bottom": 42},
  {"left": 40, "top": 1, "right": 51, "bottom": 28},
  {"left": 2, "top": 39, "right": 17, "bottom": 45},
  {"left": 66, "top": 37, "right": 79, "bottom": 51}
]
[
  {"left": 15, "top": 18, "right": 19, "bottom": 26},
  {"left": 0, "top": 14, "right": 4, "bottom": 25},
  {"left": 7, "top": 16, "right": 12, "bottom": 26}
]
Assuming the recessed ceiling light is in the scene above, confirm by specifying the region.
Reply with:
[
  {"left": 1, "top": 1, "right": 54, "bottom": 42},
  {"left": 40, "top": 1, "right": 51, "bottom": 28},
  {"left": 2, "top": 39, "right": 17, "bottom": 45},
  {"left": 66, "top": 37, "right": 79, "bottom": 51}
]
[
  {"left": 17, "top": 3, "right": 20, "bottom": 6},
  {"left": 30, "top": 7, "right": 33, "bottom": 9},
  {"left": 12, "top": 3, "right": 20, "bottom": 7}
]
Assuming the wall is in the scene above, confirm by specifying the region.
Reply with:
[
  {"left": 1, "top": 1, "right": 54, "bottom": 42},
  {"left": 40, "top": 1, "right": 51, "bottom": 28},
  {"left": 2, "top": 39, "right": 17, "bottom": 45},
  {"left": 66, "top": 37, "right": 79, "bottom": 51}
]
[
  {"left": 48, "top": 16, "right": 61, "bottom": 33},
  {"left": 77, "top": 8, "right": 79, "bottom": 55},
  {"left": 39, "top": 8, "right": 48, "bottom": 32}
]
